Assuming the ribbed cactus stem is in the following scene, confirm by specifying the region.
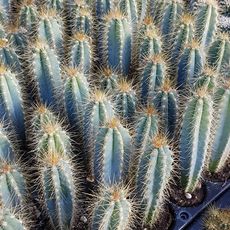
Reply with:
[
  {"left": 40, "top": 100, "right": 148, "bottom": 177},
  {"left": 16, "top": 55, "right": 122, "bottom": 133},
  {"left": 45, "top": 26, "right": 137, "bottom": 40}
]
[
  {"left": 207, "top": 32, "right": 230, "bottom": 72},
  {"left": 115, "top": 78, "right": 136, "bottom": 121},
  {"left": 208, "top": 80, "right": 230, "bottom": 173},
  {"left": 47, "top": 0, "right": 63, "bottom": 11},
  {"left": 0, "top": 38, "right": 21, "bottom": 72},
  {"left": 32, "top": 40, "right": 62, "bottom": 107},
  {"left": 37, "top": 9, "right": 63, "bottom": 52},
  {"left": 64, "top": 66, "right": 89, "bottom": 128},
  {"left": 194, "top": 0, "right": 218, "bottom": 47},
  {"left": 93, "top": 117, "right": 132, "bottom": 184},
  {"left": 153, "top": 79, "right": 177, "bottom": 138},
  {"left": 97, "top": 67, "right": 119, "bottom": 92},
  {"left": 150, "top": 0, "right": 166, "bottom": 25},
  {"left": 0, "top": 64, "right": 25, "bottom": 141},
  {"left": 0, "top": 160, "right": 26, "bottom": 208},
  {"left": 0, "top": 202, "right": 27, "bottom": 229},
  {"left": 103, "top": 9, "right": 132, "bottom": 75},
  {"left": 161, "top": 0, "right": 184, "bottom": 42},
  {"left": 140, "top": 54, "right": 166, "bottom": 104},
  {"left": 69, "top": 32, "right": 92, "bottom": 73},
  {"left": 194, "top": 67, "right": 217, "bottom": 92},
  {"left": 134, "top": 105, "right": 159, "bottom": 154},
  {"left": 119, "top": 0, "right": 138, "bottom": 25},
  {"left": 179, "top": 87, "right": 213, "bottom": 193},
  {"left": 74, "top": 7, "right": 92, "bottom": 35},
  {"left": 35, "top": 119, "right": 71, "bottom": 157},
  {"left": 135, "top": 134, "right": 173, "bottom": 226},
  {"left": 91, "top": 186, "right": 133, "bottom": 230},
  {"left": 39, "top": 151, "right": 77, "bottom": 229},
  {"left": 95, "top": 0, "right": 114, "bottom": 19},
  {"left": 172, "top": 13, "right": 194, "bottom": 61},
  {"left": 19, "top": 0, "right": 38, "bottom": 32},
  {"left": 177, "top": 40, "right": 204, "bottom": 88},
  {"left": 0, "top": 125, "right": 15, "bottom": 161}
]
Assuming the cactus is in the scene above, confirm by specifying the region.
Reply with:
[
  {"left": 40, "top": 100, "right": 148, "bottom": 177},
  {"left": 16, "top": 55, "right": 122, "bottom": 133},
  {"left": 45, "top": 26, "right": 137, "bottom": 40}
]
[
  {"left": 91, "top": 186, "right": 133, "bottom": 230},
  {"left": 207, "top": 32, "right": 230, "bottom": 72},
  {"left": 177, "top": 40, "right": 204, "bottom": 88},
  {"left": 204, "top": 206, "right": 230, "bottom": 230},
  {"left": 153, "top": 79, "right": 177, "bottom": 138},
  {"left": 93, "top": 117, "right": 132, "bottom": 185},
  {"left": 97, "top": 67, "right": 119, "bottom": 92},
  {"left": 119, "top": 0, "right": 138, "bottom": 25},
  {"left": 114, "top": 78, "right": 136, "bottom": 121},
  {"left": 0, "top": 124, "right": 15, "bottom": 161},
  {"left": 0, "top": 38, "right": 21, "bottom": 72},
  {"left": 134, "top": 105, "right": 159, "bottom": 154},
  {"left": 0, "top": 202, "right": 27, "bottom": 230},
  {"left": 69, "top": 32, "right": 92, "bottom": 73},
  {"left": 30, "top": 40, "right": 63, "bottom": 107},
  {"left": 19, "top": 0, "right": 38, "bottom": 32},
  {"left": 179, "top": 87, "right": 213, "bottom": 193},
  {"left": 208, "top": 79, "right": 230, "bottom": 173},
  {"left": 102, "top": 9, "right": 132, "bottom": 76},
  {"left": 140, "top": 54, "right": 166, "bottom": 104},
  {"left": 64, "top": 66, "right": 89, "bottom": 128},
  {"left": 135, "top": 134, "right": 173, "bottom": 226},
  {"left": 47, "top": 0, "right": 63, "bottom": 11},
  {"left": 32, "top": 118, "right": 71, "bottom": 157},
  {"left": 38, "top": 151, "right": 77, "bottom": 229},
  {"left": 36, "top": 9, "right": 63, "bottom": 53},
  {"left": 0, "top": 160, "right": 26, "bottom": 208},
  {"left": 0, "top": 64, "right": 25, "bottom": 141},
  {"left": 194, "top": 0, "right": 218, "bottom": 47},
  {"left": 95, "top": 0, "right": 113, "bottom": 19},
  {"left": 161, "top": 0, "right": 184, "bottom": 42},
  {"left": 171, "top": 13, "right": 194, "bottom": 62},
  {"left": 194, "top": 66, "right": 217, "bottom": 93}
]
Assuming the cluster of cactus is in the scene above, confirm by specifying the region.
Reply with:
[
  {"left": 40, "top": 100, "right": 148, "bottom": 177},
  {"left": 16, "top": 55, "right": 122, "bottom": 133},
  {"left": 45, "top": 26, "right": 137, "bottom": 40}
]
[{"left": 0, "top": 0, "right": 229, "bottom": 229}]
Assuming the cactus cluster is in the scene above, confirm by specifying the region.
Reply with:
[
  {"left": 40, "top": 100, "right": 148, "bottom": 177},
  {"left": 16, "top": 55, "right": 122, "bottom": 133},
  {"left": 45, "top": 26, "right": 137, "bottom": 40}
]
[{"left": 0, "top": 0, "right": 229, "bottom": 229}]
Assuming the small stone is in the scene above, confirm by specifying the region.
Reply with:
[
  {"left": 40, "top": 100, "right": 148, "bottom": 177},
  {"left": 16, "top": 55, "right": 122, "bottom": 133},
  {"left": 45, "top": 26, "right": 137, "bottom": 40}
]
[
  {"left": 80, "top": 216, "right": 87, "bottom": 223},
  {"left": 185, "top": 193, "right": 192, "bottom": 199}
]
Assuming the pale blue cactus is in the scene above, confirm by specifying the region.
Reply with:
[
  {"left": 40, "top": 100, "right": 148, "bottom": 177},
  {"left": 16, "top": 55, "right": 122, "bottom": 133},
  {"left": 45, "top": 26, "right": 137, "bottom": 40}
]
[
  {"left": 91, "top": 186, "right": 133, "bottom": 230},
  {"left": 0, "top": 203, "right": 27, "bottom": 230},
  {"left": 37, "top": 9, "right": 63, "bottom": 53},
  {"left": 102, "top": 9, "right": 132, "bottom": 76},
  {"left": 140, "top": 54, "right": 166, "bottom": 104},
  {"left": 153, "top": 79, "right": 177, "bottom": 138},
  {"left": 114, "top": 78, "right": 136, "bottom": 121},
  {"left": 64, "top": 67, "right": 89, "bottom": 129},
  {"left": 39, "top": 151, "right": 77, "bottom": 229},
  {"left": 208, "top": 79, "right": 230, "bottom": 173},
  {"left": 93, "top": 117, "right": 132, "bottom": 184},
  {"left": 47, "top": 0, "right": 63, "bottom": 11},
  {"left": 119, "top": 0, "right": 138, "bottom": 25},
  {"left": 0, "top": 65, "right": 25, "bottom": 141},
  {"left": 177, "top": 40, "right": 205, "bottom": 88},
  {"left": 69, "top": 32, "right": 92, "bottom": 73},
  {"left": 207, "top": 32, "right": 230, "bottom": 72},
  {"left": 0, "top": 160, "right": 26, "bottom": 208},
  {"left": 194, "top": 0, "right": 218, "bottom": 47},
  {"left": 135, "top": 134, "right": 173, "bottom": 226},
  {"left": 179, "top": 86, "right": 213, "bottom": 193},
  {"left": 31, "top": 40, "right": 63, "bottom": 107}
]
